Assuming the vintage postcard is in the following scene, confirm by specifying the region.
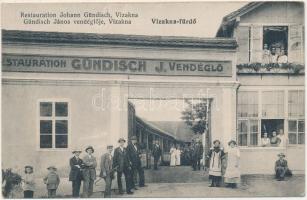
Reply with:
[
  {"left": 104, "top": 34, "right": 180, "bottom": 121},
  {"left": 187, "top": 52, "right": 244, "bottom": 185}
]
[{"left": 1, "top": 0, "right": 305, "bottom": 198}]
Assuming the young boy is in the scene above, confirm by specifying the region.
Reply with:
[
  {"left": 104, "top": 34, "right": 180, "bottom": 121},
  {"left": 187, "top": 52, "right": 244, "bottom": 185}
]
[{"left": 43, "top": 166, "right": 60, "bottom": 198}]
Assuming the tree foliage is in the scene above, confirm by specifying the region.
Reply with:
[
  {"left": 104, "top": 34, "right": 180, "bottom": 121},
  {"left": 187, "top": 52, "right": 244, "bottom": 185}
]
[{"left": 181, "top": 99, "right": 208, "bottom": 135}]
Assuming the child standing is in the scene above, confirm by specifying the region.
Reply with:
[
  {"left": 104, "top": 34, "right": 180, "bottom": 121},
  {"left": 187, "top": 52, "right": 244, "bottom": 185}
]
[
  {"left": 22, "top": 166, "right": 35, "bottom": 198},
  {"left": 43, "top": 166, "right": 60, "bottom": 198}
]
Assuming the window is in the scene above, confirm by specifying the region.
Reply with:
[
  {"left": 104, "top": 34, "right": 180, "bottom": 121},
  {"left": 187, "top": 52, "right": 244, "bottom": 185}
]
[
  {"left": 288, "top": 90, "right": 305, "bottom": 118},
  {"left": 262, "top": 91, "right": 284, "bottom": 118},
  {"left": 39, "top": 101, "right": 69, "bottom": 149},
  {"left": 238, "top": 91, "right": 258, "bottom": 117},
  {"left": 238, "top": 119, "right": 259, "bottom": 146},
  {"left": 261, "top": 119, "right": 284, "bottom": 137},
  {"left": 288, "top": 120, "right": 305, "bottom": 144},
  {"left": 288, "top": 90, "right": 305, "bottom": 145},
  {"left": 263, "top": 26, "right": 288, "bottom": 55}
]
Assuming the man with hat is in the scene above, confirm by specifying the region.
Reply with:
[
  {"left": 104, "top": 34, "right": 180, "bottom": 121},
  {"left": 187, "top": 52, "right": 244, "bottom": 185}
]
[
  {"left": 69, "top": 149, "right": 83, "bottom": 198},
  {"left": 152, "top": 140, "right": 162, "bottom": 170},
  {"left": 127, "top": 136, "right": 145, "bottom": 189},
  {"left": 99, "top": 145, "right": 115, "bottom": 197},
  {"left": 82, "top": 146, "right": 97, "bottom": 197},
  {"left": 275, "top": 153, "right": 292, "bottom": 181},
  {"left": 113, "top": 138, "right": 134, "bottom": 195}
]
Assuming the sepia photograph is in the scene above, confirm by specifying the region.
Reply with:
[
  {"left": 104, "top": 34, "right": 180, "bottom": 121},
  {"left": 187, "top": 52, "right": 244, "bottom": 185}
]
[{"left": 1, "top": 0, "right": 305, "bottom": 198}]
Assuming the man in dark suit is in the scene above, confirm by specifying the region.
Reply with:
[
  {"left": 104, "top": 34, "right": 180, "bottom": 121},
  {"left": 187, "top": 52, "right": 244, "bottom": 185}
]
[
  {"left": 100, "top": 145, "right": 115, "bottom": 197},
  {"left": 69, "top": 149, "right": 83, "bottom": 198},
  {"left": 152, "top": 140, "right": 162, "bottom": 170},
  {"left": 193, "top": 141, "right": 204, "bottom": 171},
  {"left": 127, "top": 136, "right": 145, "bottom": 189},
  {"left": 113, "top": 138, "right": 134, "bottom": 195},
  {"left": 275, "top": 153, "right": 292, "bottom": 181}
]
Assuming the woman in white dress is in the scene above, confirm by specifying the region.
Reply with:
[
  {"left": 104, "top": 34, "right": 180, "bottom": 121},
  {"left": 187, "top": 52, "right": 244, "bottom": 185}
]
[
  {"left": 175, "top": 145, "right": 181, "bottom": 166},
  {"left": 170, "top": 144, "right": 176, "bottom": 167},
  {"left": 224, "top": 140, "right": 240, "bottom": 188}
]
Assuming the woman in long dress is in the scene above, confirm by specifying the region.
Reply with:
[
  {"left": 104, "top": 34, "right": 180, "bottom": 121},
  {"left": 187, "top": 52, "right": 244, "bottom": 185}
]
[
  {"left": 170, "top": 144, "right": 176, "bottom": 167},
  {"left": 224, "top": 140, "right": 240, "bottom": 188},
  {"left": 207, "top": 140, "right": 225, "bottom": 187},
  {"left": 175, "top": 145, "right": 181, "bottom": 166}
]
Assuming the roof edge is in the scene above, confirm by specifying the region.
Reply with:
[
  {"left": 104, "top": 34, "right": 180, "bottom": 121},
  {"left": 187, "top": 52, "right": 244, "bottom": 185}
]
[{"left": 2, "top": 29, "right": 237, "bottom": 50}]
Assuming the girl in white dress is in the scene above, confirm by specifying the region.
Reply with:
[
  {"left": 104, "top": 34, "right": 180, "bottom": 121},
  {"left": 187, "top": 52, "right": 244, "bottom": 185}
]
[
  {"left": 170, "top": 144, "right": 176, "bottom": 167},
  {"left": 224, "top": 140, "right": 240, "bottom": 188},
  {"left": 175, "top": 145, "right": 181, "bottom": 166}
]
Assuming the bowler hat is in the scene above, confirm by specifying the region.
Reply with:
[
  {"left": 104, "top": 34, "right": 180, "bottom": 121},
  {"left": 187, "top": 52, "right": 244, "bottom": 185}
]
[
  {"left": 130, "top": 136, "right": 137, "bottom": 141},
  {"left": 47, "top": 166, "right": 57, "bottom": 170},
  {"left": 118, "top": 138, "right": 126, "bottom": 143},
  {"left": 278, "top": 153, "right": 286, "bottom": 157},
  {"left": 72, "top": 149, "right": 82, "bottom": 154},
  {"left": 85, "top": 146, "right": 94, "bottom": 153},
  {"left": 228, "top": 140, "right": 237, "bottom": 146},
  {"left": 107, "top": 145, "right": 113, "bottom": 149}
]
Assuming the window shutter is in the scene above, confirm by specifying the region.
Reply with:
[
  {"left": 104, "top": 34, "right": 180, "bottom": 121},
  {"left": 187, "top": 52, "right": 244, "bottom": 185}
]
[
  {"left": 251, "top": 25, "right": 263, "bottom": 63},
  {"left": 236, "top": 26, "right": 250, "bottom": 64},
  {"left": 288, "top": 24, "right": 304, "bottom": 64}
]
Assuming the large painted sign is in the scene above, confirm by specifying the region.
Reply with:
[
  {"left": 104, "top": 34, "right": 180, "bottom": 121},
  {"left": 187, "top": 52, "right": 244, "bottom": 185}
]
[{"left": 2, "top": 54, "right": 233, "bottom": 77}]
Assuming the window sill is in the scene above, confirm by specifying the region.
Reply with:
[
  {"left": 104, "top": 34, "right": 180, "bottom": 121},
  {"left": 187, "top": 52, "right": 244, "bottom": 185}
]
[
  {"left": 37, "top": 148, "right": 70, "bottom": 152},
  {"left": 239, "top": 146, "right": 286, "bottom": 150},
  {"left": 239, "top": 145, "right": 304, "bottom": 150}
]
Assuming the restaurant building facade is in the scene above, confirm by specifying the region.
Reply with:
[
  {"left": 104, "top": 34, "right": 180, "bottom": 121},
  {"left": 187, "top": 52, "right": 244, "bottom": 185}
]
[{"left": 2, "top": 1, "right": 305, "bottom": 176}]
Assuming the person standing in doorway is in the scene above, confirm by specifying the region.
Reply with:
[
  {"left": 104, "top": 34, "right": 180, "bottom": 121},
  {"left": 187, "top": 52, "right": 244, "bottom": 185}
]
[
  {"left": 170, "top": 144, "right": 176, "bottom": 167},
  {"left": 69, "top": 149, "right": 83, "bottom": 198},
  {"left": 82, "top": 146, "right": 97, "bottom": 198},
  {"left": 207, "top": 140, "right": 225, "bottom": 187},
  {"left": 100, "top": 145, "right": 115, "bottom": 198},
  {"left": 224, "top": 140, "right": 240, "bottom": 188},
  {"left": 127, "top": 136, "right": 146, "bottom": 189},
  {"left": 175, "top": 145, "right": 182, "bottom": 166},
  {"left": 113, "top": 138, "right": 134, "bottom": 195},
  {"left": 193, "top": 140, "right": 204, "bottom": 171},
  {"left": 152, "top": 140, "right": 162, "bottom": 170}
]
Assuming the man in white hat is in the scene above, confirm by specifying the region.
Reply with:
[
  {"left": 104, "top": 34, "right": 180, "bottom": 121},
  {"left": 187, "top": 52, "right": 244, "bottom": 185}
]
[{"left": 69, "top": 149, "right": 83, "bottom": 198}]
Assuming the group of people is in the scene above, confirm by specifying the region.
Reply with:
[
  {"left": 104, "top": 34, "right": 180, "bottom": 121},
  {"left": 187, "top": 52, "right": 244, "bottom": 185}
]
[
  {"left": 10, "top": 134, "right": 293, "bottom": 198},
  {"left": 169, "top": 144, "right": 182, "bottom": 166},
  {"left": 19, "top": 136, "right": 162, "bottom": 198},
  {"left": 261, "top": 129, "right": 287, "bottom": 147},
  {"left": 206, "top": 140, "right": 240, "bottom": 188},
  {"left": 262, "top": 44, "right": 288, "bottom": 64},
  {"left": 169, "top": 140, "right": 204, "bottom": 170}
]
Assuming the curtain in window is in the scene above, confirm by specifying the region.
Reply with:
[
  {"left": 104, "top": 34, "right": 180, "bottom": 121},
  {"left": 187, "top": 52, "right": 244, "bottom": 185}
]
[
  {"left": 262, "top": 91, "right": 284, "bottom": 118},
  {"left": 238, "top": 91, "right": 258, "bottom": 117},
  {"left": 289, "top": 90, "right": 305, "bottom": 118}
]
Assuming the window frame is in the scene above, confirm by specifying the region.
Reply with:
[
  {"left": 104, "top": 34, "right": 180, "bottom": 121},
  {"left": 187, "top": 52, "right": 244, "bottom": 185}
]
[
  {"left": 288, "top": 90, "right": 305, "bottom": 145},
  {"left": 262, "top": 25, "right": 289, "bottom": 55},
  {"left": 237, "top": 88, "right": 305, "bottom": 148},
  {"left": 37, "top": 99, "right": 71, "bottom": 151}
]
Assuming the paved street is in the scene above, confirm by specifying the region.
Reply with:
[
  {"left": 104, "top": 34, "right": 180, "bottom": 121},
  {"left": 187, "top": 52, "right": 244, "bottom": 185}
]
[
  {"left": 27, "top": 166, "right": 304, "bottom": 198},
  {"left": 92, "top": 166, "right": 305, "bottom": 198}
]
